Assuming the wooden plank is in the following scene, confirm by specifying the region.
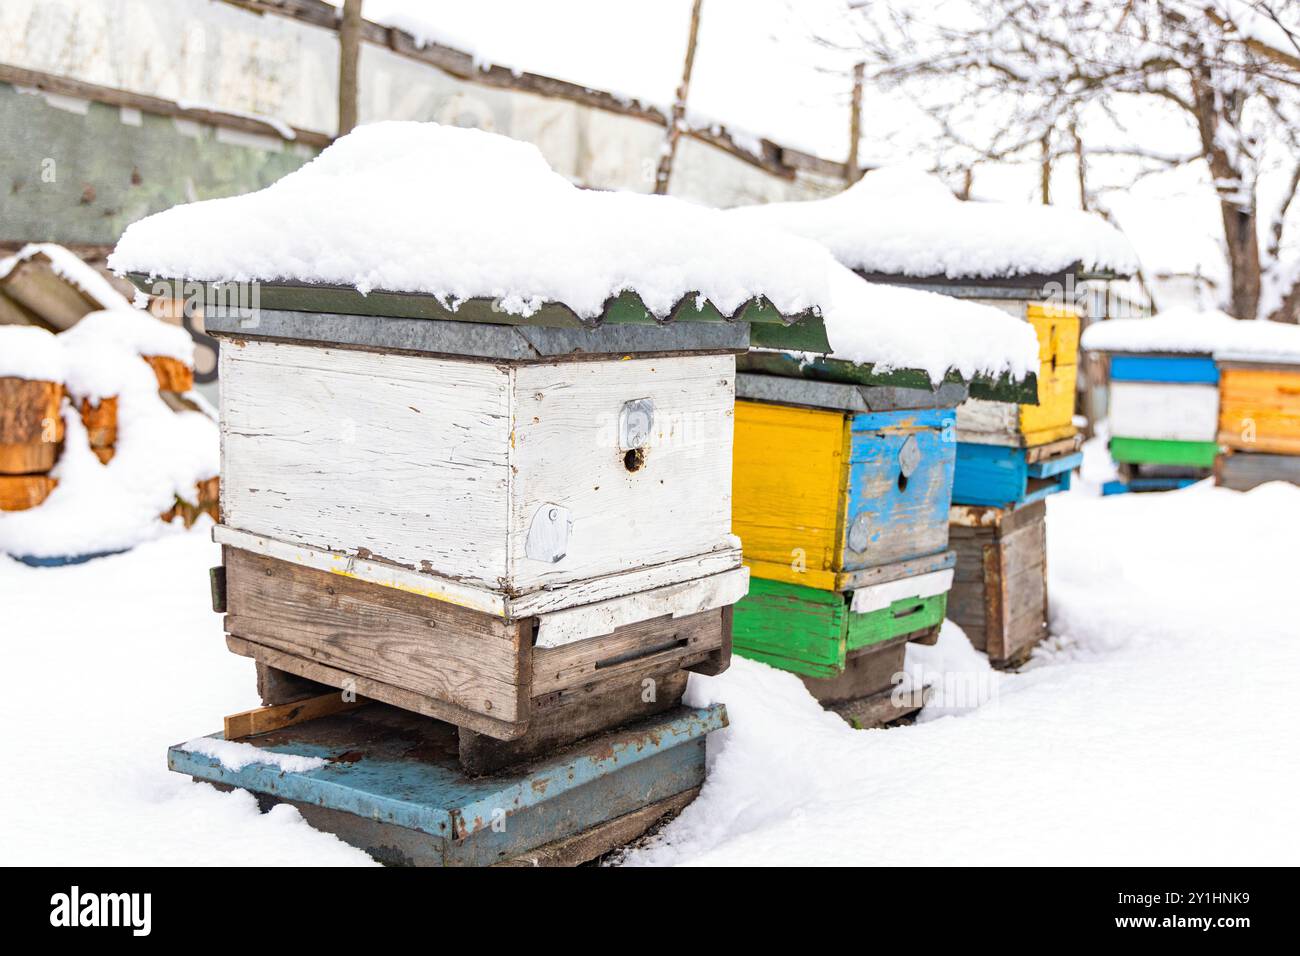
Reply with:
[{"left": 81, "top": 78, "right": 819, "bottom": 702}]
[
  {"left": 533, "top": 567, "right": 747, "bottom": 648},
  {"left": 841, "top": 409, "right": 955, "bottom": 570},
  {"left": 224, "top": 691, "right": 366, "bottom": 740},
  {"left": 498, "top": 787, "right": 699, "bottom": 867},
  {"left": 1019, "top": 362, "right": 1078, "bottom": 438},
  {"left": 1218, "top": 366, "right": 1300, "bottom": 453},
  {"left": 1109, "top": 436, "right": 1219, "bottom": 468},
  {"left": 1215, "top": 451, "right": 1300, "bottom": 490},
  {"left": 1109, "top": 381, "right": 1219, "bottom": 442},
  {"left": 1023, "top": 433, "right": 1083, "bottom": 464},
  {"left": 508, "top": 355, "right": 736, "bottom": 592},
  {"left": 1109, "top": 354, "right": 1219, "bottom": 384},
  {"left": 214, "top": 524, "right": 745, "bottom": 619},
  {"left": 0, "top": 474, "right": 57, "bottom": 511},
  {"left": 460, "top": 671, "right": 689, "bottom": 775},
  {"left": 732, "top": 400, "right": 848, "bottom": 586},
  {"left": 845, "top": 593, "right": 947, "bottom": 652},
  {"left": 219, "top": 338, "right": 513, "bottom": 588},
  {"left": 802, "top": 638, "right": 910, "bottom": 705},
  {"left": 223, "top": 548, "right": 529, "bottom": 731},
  {"left": 833, "top": 548, "right": 955, "bottom": 592},
  {"left": 732, "top": 577, "right": 846, "bottom": 678},
  {"left": 530, "top": 607, "right": 726, "bottom": 697},
  {"left": 0, "top": 441, "right": 57, "bottom": 475},
  {"left": 1026, "top": 302, "right": 1080, "bottom": 367},
  {"left": 226, "top": 634, "right": 527, "bottom": 740},
  {"left": 0, "top": 378, "right": 62, "bottom": 446}
]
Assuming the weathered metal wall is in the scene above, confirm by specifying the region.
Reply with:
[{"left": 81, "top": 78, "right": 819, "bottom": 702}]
[
  {"left": 0, "top": 0, "right": 840, "bottom": 251},
  {"left": 0, "top": 82, "right": 313, "bottom": 245}
]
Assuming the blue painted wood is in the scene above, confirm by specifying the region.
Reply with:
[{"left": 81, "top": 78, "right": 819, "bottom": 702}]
[
  {"left": 168, "top": 703, "right": 725, "bottom": 866},
  {"left": 1019, "top": 469, "right": 1073, "bottom": 506},
  {"left": 1101, "top": 476, "right": 1199, "bottom": 496},
  {"left": 8, "top": 549, "right": 128, "bottom": 568},
  {"left": 952, "top": 443, "right": 1028, "bottom": 507},
  {"left": 1110, "top": 355, "right": 1218, "bottom": 384},
  {"left": 953, "top": 443, "right": 1079, "bottom": 507},
  {"left": 1027, "top": 450, "right": 1084, "bottom": 479},
  {"left": 841, "top": 408, "right": 957, "bottom": 569}
]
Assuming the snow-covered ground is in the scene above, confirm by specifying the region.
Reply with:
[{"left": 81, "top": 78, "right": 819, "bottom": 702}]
[{"left": 3, "top": 478, "right": 1298, "bottom": 865}]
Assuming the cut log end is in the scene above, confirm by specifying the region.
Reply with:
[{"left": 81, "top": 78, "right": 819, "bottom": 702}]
[
  {"left": 0, "top": 474, "right": 57, "bottom": 511},
  {"left": 145, "top": 355, "right": 194, "bottom": 393}
]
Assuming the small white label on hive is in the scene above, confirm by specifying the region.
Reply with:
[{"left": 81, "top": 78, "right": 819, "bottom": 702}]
[{"left": 526, "top": 503, "right": 572, "bottom": 563}]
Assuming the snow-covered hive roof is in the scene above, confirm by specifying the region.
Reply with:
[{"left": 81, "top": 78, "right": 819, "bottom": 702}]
[
  {"left": 726, "top": 167, "right": 1141, "bottom": 282},
  {"left": 110, "top": 121, "right": 834, "bottom": 324},
  {"left": 110, "top": 122, "right": 1038, "bottom": 388},
  {"left": 1083, "top": 307, "right": 1300, "bottom": 364}
]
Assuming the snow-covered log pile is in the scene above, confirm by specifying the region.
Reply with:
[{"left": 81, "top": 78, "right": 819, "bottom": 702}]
[{"left": 0, "top": 316, "right": 218, "bottom": 564}]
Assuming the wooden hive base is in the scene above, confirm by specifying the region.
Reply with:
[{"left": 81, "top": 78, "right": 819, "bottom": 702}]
[
  {"left": 219, "top": 546, "right": 732, "bottom": 756},
  {"left": 800, "top": 631, "right": 935, "bottom": 729},
  {"left": 168, "top": 701, "right": 726, "bottom": 867},
  {"left": 948, "top": 500, "right": 1048, "bottom": 668},
  {"left": 1215, "top": 451, "right": 1300, "bottom": 491}
]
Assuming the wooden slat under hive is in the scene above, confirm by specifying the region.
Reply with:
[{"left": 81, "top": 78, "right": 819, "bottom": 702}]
[{"left": 948, "top": 500, "right": 1048, "bottom": 667}]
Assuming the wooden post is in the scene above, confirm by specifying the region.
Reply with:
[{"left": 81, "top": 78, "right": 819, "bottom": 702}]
[
  {"left": 846, "top": 62, "right": 864, "bottom": 185},
  {"left": 654, "top": 0, "right": 704, "bottom": 196},
  {"left": 337, "top": 0, "right": 364, "bottom": 137}
]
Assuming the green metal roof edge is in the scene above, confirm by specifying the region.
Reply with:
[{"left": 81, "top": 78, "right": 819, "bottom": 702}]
[
  {"left": 125, "top": 274, "right": 826, "bottom": 338},
  {"left": 738, "top": 350, "right": 1038, "bottom": 404}
]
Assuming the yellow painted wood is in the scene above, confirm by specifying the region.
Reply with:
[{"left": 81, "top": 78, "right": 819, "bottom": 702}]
[
  {"left": 1019, "top": 360, "right": 1077, "bottom": 438},
  {"left": 1218, "top": 366, "right": 1300, "bottom": 453},
  {"left": 732, "top": 400, "right": 848, "bottom": 589},
  {"left": 1026, "top": 303, "right": 1080, "bottom": 368}
]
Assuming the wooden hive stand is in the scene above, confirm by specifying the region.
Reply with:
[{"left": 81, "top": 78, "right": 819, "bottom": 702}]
[{"left": 947, "top": 500, "right": 1048, "bottom": 669}]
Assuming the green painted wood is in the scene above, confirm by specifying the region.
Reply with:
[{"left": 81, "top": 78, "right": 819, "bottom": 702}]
[
  {"left": 846, "top": 592, "right": 947, "bottom": 651},
  {"left": 736, "top": 350, "right": 1037, "bottom": 403},
  {"left": 734, "top": 577, "right": 950, "bottom": 677},
  {"left": 732, "top": 577, "right": 847, "bottom": 679},
  {"left": 126, "top": 275, "right": 826, "bottom": 337},
  {"left": 1110, "top": 436, "right": 1219, "bottom": 468}
]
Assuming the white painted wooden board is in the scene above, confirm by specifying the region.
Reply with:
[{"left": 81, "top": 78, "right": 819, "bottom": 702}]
[
  {"left": 849, "top": 568, "right": 953, "bottom": 614},
  {"left": 956, "top": 397, "right": 1020, "bottom": 444},
  {"left": 220, "top": 340, "right": 737, "bottom": 597},
  {"left": 220, "top": 339, "right": 512, "bottom": 586},
  {"left": 508, "top": 355, "right": 736, "bottom": 591},
  {"left": 1108, "top": 381, "right": 1219, "bottom": 442},
  {"left": 534, "top": 566, "right": 749, "bottom": 648},
  {"left": 214, "top": 524, "right": 744, "bottom": 619}
]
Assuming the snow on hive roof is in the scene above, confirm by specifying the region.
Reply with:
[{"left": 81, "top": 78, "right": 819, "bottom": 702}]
[
  {"left": 800, "top": 264, "right": 1040, "bottom": 387},
  {"left": 109, "top": 122, "right": 1038, "bottom": 386},
  {"left": 109, "top": 121, "right": 835, "bottom": 325},
  {"left": 0, "top": 326, "right": 67, "bottom": 382},
  {"left": 726, "top": 167, "right": 1141, "bottom": 281},
  {"left": 1083, "top": 307, "right": 1300, "bottom": 364}
]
